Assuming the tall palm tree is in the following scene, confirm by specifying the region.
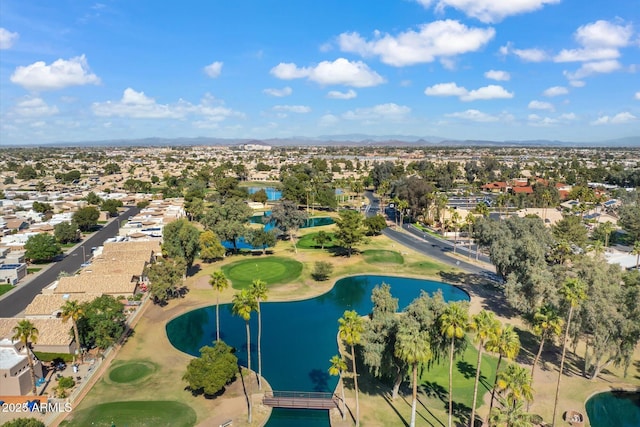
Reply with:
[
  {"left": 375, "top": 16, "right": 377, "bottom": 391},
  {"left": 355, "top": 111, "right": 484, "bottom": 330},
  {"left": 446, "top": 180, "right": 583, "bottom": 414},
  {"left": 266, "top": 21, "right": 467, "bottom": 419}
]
[
  {"left": 450, "top": 209, "right": 461, "bottom": 254},
  {"left": 61, "top": 300, "right": 84, "bottom": 363},
  {"left": 552, "top": 278, "right": 587, "bottom": 427},
  {"left": 632, "top": 240, "right": 640, "bottom": 270},
  {"left": 489, "top": 396, "right": 534, "bottom": 427},
  {"left": 209, "top": 271, "right": 229, "bottom": 342},
  {"left": 378, "top": 180, "right": 391, "bottom": 216},
  {"left": 486, "top": 324, "right": 521, "bottom": 415},
  {"left": 232, "top": 289, "right": 258, "bottom": 423},
  {"left": 395, "top": 323, "right": 432, "bottom": 427},
  {"left": 530, "top": 305, "right": 563, "bottom": 387},
  {"left": 249, "top": 279, "right": 268, "bottom": 390},
  {"left": 470, "top": 311, "right": 500, "bottom": 427},
  {"left": 496, "top": 364, "right": 533, "bottom": 408},
  {"left": 465, "top": 212, "right": 476, "bottom": 260},
  {"left": 397, "top": 199, "right": 409, "bottom": 227},
  {"left": 600, "top": 221, "right": 614, "bottom": 248},
  {"left": 439, "top": 301, "right": 469, "bottom": 427},
  {"left": 329, "top": 354, "right": 348, "bottom": 421},
  {"left": 436, "top": 193, "right": 449, "bottom": 231},
  {"left": 339, "top": 310, "right": 364, "bottom": 427},
  {"left": 12, "top": 320, "right": 39, "bottom": 395}
]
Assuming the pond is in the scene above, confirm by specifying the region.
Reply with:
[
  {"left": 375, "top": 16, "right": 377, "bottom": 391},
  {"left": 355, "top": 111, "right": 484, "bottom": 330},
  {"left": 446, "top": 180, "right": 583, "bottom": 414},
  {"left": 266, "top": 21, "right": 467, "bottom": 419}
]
[
  {"left": 248, "top": 187, "right": 282, "bottom": 201},
  {"left": 166, "top": 275, "right": 469, "bottom": 426},
  {"left": 586, "top": 390, "right": 640, "bottom": 427},
  {"left": 223, "top": 216, "right": 335, "bottom": 250}
]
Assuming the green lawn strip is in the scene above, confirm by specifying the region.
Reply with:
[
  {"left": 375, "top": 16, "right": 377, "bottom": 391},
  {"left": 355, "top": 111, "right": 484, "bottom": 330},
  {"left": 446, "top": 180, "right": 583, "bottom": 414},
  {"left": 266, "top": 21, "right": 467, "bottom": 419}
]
[
  {"left": 297, "top": 231, "right": 338, "bottom": 249},
  {"left": 420, "top": 341, "right": 499, "bottom": 411},
  {"left": 0, "top": 284, "right": 13, "bottom": 296},
  {"left": 27, "top": 267, "right": 42, "bottom": 274},
  {"left": 33, "top": 352, "right": 75, "bottom": 362},
  {"left": 108, "top": 361, "right": 157, "bottom": 383},
  {"left": 62, "top": 401, "right": 196, "bottom": 427},
  {"left": 221, "top": 256, "right": 303, "bottom": 289},
  {"left": 362, "top": 249, "right": 404, "bottom": 265}
]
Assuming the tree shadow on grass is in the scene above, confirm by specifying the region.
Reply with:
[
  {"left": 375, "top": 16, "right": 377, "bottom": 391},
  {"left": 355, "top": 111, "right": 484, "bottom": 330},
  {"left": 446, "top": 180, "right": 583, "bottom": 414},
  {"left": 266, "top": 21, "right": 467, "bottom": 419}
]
[{"left": 456, "top": 360, "right": 475, "bottom": 380}]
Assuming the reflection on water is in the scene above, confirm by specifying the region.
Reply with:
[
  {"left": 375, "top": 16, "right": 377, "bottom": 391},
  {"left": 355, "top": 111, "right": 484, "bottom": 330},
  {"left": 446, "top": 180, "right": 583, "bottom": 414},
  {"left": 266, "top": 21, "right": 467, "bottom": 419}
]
[{"left": 166, "top": 275, "right": 469, "bottom": 426}]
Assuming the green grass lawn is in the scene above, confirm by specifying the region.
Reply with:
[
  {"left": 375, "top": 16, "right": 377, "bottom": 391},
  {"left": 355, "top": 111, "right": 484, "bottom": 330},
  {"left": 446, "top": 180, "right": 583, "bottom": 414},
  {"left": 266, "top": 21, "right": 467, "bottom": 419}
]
[
  {"left": 420, "top": 341, "right": 499, "bottom": 411},
  {"left": 62, "top": 401, "right": 196, "bottom": 427},
  {"left": 362, "top": 249, "right": 404, "bottom": 265},
  {"left": 108, "top": 361, "right": 156, "bottom": 384},
  {"left": 298, "top": 231, "right": 338, "bottom": 249},
  {"left": 221, "top": 256, "right": 303, "bottom": 289},
  {"left": 27, "top": 267, "right": 42, "bottom": 274},
  {"left": 0, "top": 284, "right": 14, "bottom": 296}
]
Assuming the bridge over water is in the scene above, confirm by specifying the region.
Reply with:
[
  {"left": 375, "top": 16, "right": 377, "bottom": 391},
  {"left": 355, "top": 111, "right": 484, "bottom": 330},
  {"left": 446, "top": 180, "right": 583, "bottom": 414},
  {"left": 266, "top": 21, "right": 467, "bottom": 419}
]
[{"left": 262, "top": 391, "right": 340, "bottom": 410}]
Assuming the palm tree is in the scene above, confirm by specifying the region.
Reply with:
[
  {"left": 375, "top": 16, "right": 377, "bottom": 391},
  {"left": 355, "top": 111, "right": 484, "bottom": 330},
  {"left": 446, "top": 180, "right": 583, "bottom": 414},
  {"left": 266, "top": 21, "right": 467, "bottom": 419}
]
[
  {"left": 486, "top": 324, "right": 521, "bottom": 415},
  {"left": 496, "top": 364, "right": 533, "bottom": 408},
  {"left": 530, "top": 305, "right": 563, "bottom": 387},
  {"left": 12, "top": 320, "right": 39, "bottom": 395},
  {"left": 552, "top": 278, "right": 587, "bottom": 427},
  {"left": 61, "top": 300, "right": 84, "bottom": 363},
  {"left": 470, "top": 311, "right": 500, "bottom": 427},
  {"left": 209, "top": 271, "right": 229, "bottom": 342},
  {"left": 378, "top": 180, "right": 391, "bottom": 216},
  {"left": 329, "top": 354, "right": 348, "bottom": 421},
  {"left": 439, "top": 301, "right": 469, "bottom": 427},
  {"left": 600, "top": 221, "right": 614, "bottom": 248},
  {"left": 449, "top": 209, "right": 461, "bottom": 254},
  {"left": 632, "top": 240, "right": 640, "bottom": 270},
  {"left": 436, "top": 193, "right": 449, "bottom": 231},
  {"left": 250, "top": 279, "right": 268, "bottom": 390},
  {"left": 395, "top": 323, "right": 432, "bottom": 427},
  {"left": 338, "top": 310, "right": 364, "bottom": 427},
  {"left": 232, "top": 289, "right": 258, "bottom": 423},
  {"left": 397, "top": 199, "right": 409, "bottom": 227},
  {"left": 465, "top": 212, "right": 476, "bottom": 260},
  {"left": 541, "top": 189, "right": 552, "bottom": 222},
  {"left": 489, "top": 396, "right": 534, "bottom": 427}
]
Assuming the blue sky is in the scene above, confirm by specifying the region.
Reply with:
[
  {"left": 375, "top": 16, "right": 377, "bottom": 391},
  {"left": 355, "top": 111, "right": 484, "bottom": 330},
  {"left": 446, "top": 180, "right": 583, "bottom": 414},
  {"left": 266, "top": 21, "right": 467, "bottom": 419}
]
[{"left": 1, "top": 0, "right": 639, "bottom": 145}]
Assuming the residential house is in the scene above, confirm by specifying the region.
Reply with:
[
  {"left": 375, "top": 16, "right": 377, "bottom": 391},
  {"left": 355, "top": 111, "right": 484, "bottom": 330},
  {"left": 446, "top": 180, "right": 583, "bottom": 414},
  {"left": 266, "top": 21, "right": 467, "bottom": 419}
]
[
  {"left": 0, "top": 338, "right": 44, "bottom": 396},
  {"left": 0, "top": 318, "right": 77, "bottom": 354}
]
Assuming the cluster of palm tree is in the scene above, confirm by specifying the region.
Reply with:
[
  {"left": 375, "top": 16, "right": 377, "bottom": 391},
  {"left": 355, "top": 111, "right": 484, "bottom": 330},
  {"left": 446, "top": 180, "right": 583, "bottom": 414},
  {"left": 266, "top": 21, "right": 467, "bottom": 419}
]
[
  {"left": 211, "top": 270, "right": 269, "bottom": 424},
  {"left": 335, "top": 301, "right": 534, "bottom": 427}
]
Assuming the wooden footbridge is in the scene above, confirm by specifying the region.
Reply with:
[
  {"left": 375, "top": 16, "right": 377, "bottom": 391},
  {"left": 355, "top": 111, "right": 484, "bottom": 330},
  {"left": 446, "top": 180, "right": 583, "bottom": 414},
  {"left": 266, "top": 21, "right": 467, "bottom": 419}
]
[{"left": 262, "top": 391, "right": 340, "bottom": 410}]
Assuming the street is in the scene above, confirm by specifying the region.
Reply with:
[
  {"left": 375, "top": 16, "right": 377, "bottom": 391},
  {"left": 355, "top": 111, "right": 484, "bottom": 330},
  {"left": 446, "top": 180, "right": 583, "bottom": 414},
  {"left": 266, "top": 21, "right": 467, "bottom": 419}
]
[{"left": 0, "top": 206, "right": 139, "bottom": 317}]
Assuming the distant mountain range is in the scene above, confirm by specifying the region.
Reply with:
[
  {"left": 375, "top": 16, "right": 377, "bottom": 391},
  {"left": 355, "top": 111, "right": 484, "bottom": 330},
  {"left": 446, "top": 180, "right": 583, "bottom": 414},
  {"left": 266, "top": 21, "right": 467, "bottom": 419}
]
[{"left": 32, "top": 135, "right": 640, "bottom": 148}]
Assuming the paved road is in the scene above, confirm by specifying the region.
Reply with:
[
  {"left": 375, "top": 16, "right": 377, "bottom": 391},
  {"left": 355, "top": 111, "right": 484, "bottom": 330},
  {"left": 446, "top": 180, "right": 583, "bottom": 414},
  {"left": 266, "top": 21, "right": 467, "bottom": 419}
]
[
  {"left": 363, "top": 191, "right": 494, "bottom": 275},
  {"left": 0, "top": 206, "right": 139, "bottom": 317}
]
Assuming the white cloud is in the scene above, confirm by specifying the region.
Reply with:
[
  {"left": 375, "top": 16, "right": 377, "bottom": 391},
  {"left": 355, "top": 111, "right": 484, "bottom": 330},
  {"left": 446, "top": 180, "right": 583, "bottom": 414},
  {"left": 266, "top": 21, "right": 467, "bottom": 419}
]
[
  {"left": 0, "top": 28, "right": 19, "bottom": 49},
  {"left": 342, "top": 103, "right": 411, "bottom": 121},
  {"left": 528, "top": 115, "right": 558, "bottom": 126},
  {"left": 462, "top": 85, "right": 513, "bottom": 101},
  {"left": 554, "top": 48, "right": 620, "bottom": 62},
  {"left": 263, "top": 87, "right": 292, "bottom": 97},
  {"left": 337, "top": 20, "right": 495, "bottom": 67},
  {"left": 559, "top": 112, "right": 578, "bottom": 120},
  {"left": 499, "top": 43, "right": 548, "bottom": 62},
  {"left": 416, "top": 0, "right": 560, "bottom": 23},
  {"left": 528, "top": 100, "right": 555, "bottom": 111},
  {"left": 327, "top": 89, "right": 357, "bottom": 99},
  {"left": 446, "top": 109, "right": 500, "bottom": 122},
  {"left": 319, "top": 114, "right": 340, "bottom": 127},
  {"left": 270, "top": 58, "right": 385, "bottom": 87},
  {"left": 13, "top": 97, "right": 59, "bottom": 117},
  {"left": 563, "top": 60, "right": 621, "bottom": 80},
  {"left": 635, "top": 91, "right": 640, "bottom": 100},
  {"left": 569, "top": 80, "right": 585, "bottom": 87},
  {"left": 555, "top": 20, "right": 633, "bottom": 63},
  {"left": 543, "top": 86, "right": 568, "bottom": 97},
  {"left": 203, "top": 61, "right": 223, "bottom": 78},
  {"left": 424, "top": 82, "right": 468, "bottom": 96},
  {"left": 591, "top": 112, "right": 637, "bottom": 125},
  {"left": 574, "top": 20, "right": 633, "bottom": 48},
  {"left": 425, "top": 82, "right": 513, "bottom": 101},
  {"left": 484, "top": 70, "right": 510, "bottom": 81},
  {"left": 92, "top": 89, "right": 243, "bottom": 122},
  {"left": 273, "top": 105, "right": 311, "bottom": 113},
  {"left": 10, "top": 55, "right": 100, "bottom": 91}
]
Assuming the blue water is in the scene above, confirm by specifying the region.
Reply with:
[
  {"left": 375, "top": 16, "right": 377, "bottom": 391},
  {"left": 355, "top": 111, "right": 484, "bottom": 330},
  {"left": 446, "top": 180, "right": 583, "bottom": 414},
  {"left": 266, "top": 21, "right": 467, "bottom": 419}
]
[
  {"left": 222, "top": 217, "right": 334, "bottom": 250},
  {"left": 586, "top": 391, "right": 640, "bottom": 427},
  {"left": 248, "top": 187, "right": 282, "bottom": 201},
  {"left": 166, "top": 275, "right": 469, "bottom": 426}
]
